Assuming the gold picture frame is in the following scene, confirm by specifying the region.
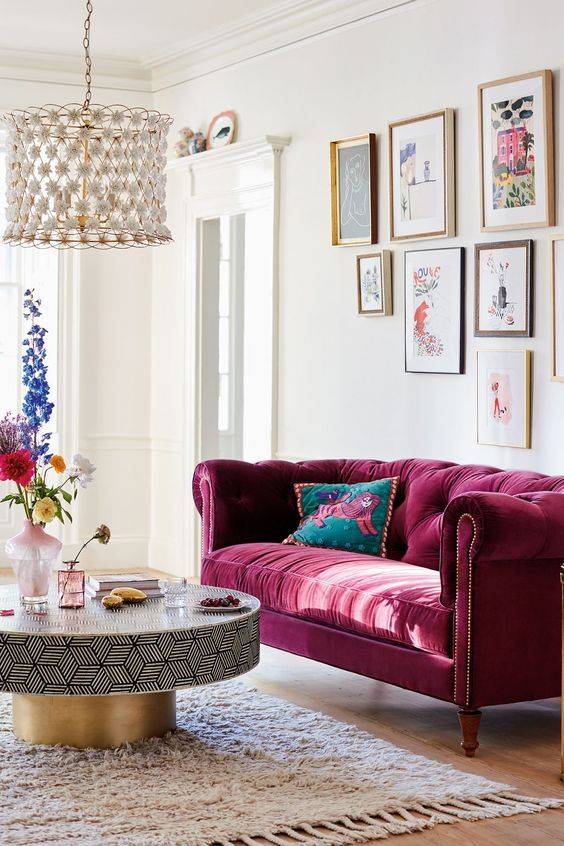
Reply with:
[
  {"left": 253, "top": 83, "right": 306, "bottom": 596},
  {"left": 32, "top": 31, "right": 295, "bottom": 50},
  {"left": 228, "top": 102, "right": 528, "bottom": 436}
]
[
  {"left": 330, "top": 134, "right": 377, "bottom": 246},
  {"left": 476, "top": 349, "right": 531, "bottom": 449},
  {"left": 388, "top": 108, "right": 455, "bottom": 242},
  {"left": 478, "top": 69, "right": 554, "bottom": 232},
  {"left": 550, "top": 235, "right": 564, "bottom": 381},
  {"left": 356, "top": 250, "right": 392, "bottom": 316}
]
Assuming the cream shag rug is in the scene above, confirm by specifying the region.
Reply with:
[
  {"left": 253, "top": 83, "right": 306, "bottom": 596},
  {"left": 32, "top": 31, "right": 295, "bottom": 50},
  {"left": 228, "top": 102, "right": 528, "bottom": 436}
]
[{"left": 0, "top": 683, "right": 560, "bottom": 846}]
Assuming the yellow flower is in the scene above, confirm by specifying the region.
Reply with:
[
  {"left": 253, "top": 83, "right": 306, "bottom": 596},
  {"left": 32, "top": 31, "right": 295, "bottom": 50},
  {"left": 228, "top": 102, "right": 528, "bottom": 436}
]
[
  {"left": 32, "top": 497, "right": 57, "bottom": 525},
  {"left": 50, "top": 455, "right": 66, "bottom": 474}
]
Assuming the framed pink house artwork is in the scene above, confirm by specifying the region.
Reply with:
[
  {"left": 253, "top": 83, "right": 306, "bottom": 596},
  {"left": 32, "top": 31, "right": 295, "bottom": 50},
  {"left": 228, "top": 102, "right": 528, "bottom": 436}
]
[
  {"left": 478, "top": 70, "right": 554, "bottom": 231},
  {"left": 477, "top": 349, "right": 531, "bottom": 448},
  {"left": 474, "top": 240, "right": 533, "bottom": 337},
  {"left": 404, "top": 247, "right": 464, "bottom": 374}
]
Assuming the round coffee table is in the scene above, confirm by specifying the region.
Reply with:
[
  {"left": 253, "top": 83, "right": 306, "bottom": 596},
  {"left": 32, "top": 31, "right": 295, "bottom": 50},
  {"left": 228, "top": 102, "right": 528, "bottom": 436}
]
[{"left": 0, "top": 583, "right": 259, "bottom": 748}]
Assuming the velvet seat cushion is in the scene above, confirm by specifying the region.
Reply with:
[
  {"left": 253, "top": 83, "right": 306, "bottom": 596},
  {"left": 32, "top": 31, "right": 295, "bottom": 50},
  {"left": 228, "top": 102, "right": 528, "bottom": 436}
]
[{"left": 201, "top": 542, "right": 452, "bottom": 657}]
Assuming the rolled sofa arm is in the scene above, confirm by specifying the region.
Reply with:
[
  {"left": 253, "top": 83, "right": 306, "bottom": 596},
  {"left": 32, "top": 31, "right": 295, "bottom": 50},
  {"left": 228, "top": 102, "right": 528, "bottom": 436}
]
[
  {"left": 440, "top": 490, "right": 564, "bottom": 607},
  {"left": 192, "top": 458, "right": 348, "bottom": 555}
]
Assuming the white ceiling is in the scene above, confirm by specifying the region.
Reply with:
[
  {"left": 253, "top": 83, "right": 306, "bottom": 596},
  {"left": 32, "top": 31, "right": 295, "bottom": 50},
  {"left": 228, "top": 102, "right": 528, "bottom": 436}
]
[{"left": 0, "top": 0, "right": 269, "bottom": 64}]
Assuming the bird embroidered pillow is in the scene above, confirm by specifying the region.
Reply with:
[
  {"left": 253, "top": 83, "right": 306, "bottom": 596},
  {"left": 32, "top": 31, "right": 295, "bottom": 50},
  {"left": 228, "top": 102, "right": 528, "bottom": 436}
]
[{"left": 284, "top": 477, "right": 399, "bottom": 558}]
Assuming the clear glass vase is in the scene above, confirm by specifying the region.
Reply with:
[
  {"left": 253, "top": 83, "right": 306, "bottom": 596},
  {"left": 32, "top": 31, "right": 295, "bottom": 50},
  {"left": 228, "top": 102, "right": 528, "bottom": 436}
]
[
  {"left": 58, "top": 561, "right": 85, "bottom": 609},
  {"left": 5, "top": 520, "right": 62, "bottom": 609}
]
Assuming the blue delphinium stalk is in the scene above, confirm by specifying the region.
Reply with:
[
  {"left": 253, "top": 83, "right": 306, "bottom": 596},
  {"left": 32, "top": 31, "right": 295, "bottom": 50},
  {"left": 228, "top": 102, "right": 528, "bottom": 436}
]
[{"left": 21, "top": 289, "right": 53, "bottom": 462}]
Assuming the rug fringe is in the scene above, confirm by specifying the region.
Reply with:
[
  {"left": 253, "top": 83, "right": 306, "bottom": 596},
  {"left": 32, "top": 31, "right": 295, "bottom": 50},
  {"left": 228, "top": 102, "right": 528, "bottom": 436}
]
[{"left": 229, "top": 792, "right": 563, "bottom": 846}]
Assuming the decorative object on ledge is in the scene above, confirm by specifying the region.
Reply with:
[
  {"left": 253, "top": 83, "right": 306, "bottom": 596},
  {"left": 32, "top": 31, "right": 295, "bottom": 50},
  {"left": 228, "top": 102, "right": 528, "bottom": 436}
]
[
  {"left": 174, "top": 126, "right": 195, "bottom": 158},
  {"left": 206, "top": 111, "right": 237, "bottom": 149},
  {"left": 58, "top": 524, "right": 110, "bottom": 609},
  {"left": 188, "top": 131, "right": 207, "bottom": 155},
  {"left": 330, "top": 134, "right": 377, "bottom": 246},
  {"left": 0, "top": 291, "right": 99, "bottom": 608},
  {"left": 2, "top": 0, "right": 173, "bottom": 250}
]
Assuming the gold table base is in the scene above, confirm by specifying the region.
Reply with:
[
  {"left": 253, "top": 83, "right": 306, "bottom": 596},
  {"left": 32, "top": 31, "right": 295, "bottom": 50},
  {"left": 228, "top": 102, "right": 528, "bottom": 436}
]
[{"left": 12, "top": 691, "right": 177, "bottom": 749}]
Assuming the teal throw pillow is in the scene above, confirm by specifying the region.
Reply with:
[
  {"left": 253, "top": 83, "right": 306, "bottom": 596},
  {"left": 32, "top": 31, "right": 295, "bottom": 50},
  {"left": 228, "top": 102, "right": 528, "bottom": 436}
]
[{"left": 284, "top": 477, "right": 399, "bottom": 557}]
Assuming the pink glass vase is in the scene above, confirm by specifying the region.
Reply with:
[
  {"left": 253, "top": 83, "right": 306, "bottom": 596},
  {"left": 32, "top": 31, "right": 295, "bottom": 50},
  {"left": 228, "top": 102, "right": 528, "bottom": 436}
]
[
  {"left": 58, "top": 561, "right": 85, "bottom": 609},
  {"left": 5, "top": 520, "right": 62, "bottom": 609}
]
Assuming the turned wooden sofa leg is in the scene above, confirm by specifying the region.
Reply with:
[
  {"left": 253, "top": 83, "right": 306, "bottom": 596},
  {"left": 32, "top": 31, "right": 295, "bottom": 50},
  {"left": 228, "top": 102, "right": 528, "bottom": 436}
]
[{"left": 457, "top": 708, "right": 482, "bottom": 757}]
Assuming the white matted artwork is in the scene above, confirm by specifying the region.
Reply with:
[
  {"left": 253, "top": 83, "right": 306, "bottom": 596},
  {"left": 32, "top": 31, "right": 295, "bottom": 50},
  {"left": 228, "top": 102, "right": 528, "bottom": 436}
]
[
  {"left": 356, "top": 251, "right": 392, "bottom": 315},
  {"left": 478, "top": 70, "right": 554, "bottom": 231},
  {"left": 477, "top": 349, "right": 531, "bottom": 448},
  {"left": 389, "top": 109, "right": 455, "bottom": 241},
  {"left": 474, "top": 240, "right": 533, "bottom": 337},
  {"left": 404, "top": 247, "right": 464, "bottom": 374},
  {"left": 551, "top": 236, "right": 564, "bottom": 380}
]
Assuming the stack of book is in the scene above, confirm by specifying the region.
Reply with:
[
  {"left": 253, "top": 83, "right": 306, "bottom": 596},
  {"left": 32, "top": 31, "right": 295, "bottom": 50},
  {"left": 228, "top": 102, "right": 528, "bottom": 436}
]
[{"left": 86, "top": 573, "right": 163, "bottom": 600}]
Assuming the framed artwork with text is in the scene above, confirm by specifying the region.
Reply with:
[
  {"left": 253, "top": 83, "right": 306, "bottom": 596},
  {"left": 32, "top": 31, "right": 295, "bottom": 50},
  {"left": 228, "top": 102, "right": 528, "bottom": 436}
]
[{"left": 478, "top": 70, "right": 554, "bottom": 231}]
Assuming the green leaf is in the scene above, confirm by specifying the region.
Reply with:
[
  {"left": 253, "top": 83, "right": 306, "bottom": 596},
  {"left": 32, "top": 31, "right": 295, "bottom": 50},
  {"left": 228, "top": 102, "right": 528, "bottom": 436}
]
[
  {"left": 1, "top": 494, "right": 17, "bottom": 503},
  {"left": 61, "top": 490, "right": 72, "bottom": 504},
  {"left": 63, "top": 509, "right": 73, "bottom": 523}
]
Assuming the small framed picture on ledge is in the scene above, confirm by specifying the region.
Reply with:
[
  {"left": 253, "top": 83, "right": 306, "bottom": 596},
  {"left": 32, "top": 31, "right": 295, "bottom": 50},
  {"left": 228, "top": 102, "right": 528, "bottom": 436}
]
[
  {"left": 474, "top": 240, "right": 533, "bottom": 337},
  {"left": 330, "top": 134, "right": 377, "bottom": 246},
  {"left": 356, "top": 251, "right": 392, "bottom": 316}
]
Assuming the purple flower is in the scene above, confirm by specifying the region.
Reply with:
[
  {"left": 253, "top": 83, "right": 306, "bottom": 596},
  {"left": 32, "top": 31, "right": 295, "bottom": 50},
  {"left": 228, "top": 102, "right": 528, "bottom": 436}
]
[{"left": 0, "top": 412, "right": 34, "bottom": 456}]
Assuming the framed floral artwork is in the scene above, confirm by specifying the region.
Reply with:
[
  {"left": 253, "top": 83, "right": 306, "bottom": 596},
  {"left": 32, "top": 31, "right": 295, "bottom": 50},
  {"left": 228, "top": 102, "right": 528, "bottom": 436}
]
[
  {"left": 478, "top": 70, "right": 554, "bottom": 231},
  {"left": 551, "top": 235, "right": 564, "bottom": 381},
  {"left": 389, "top": 109, "right": 455, "bottom": 241},
  {"left": 404, "top": 247, "right": 464, "bottom": 374},
  {"left": 330, "top": 134, "right": 377, "bottom": 246},
  {"left": 477, "top": 349, "right": 531, "bottom": 448},
  {"left": 356, "top": 251, "right": 392, "bottom": 315},
  {"left": 474, "top": 240, "right": 533, "bottom": 337}
]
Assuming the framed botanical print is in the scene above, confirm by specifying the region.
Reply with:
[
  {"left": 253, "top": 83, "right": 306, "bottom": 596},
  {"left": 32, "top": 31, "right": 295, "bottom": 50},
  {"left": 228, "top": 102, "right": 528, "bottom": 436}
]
[
  {"left": 478, "top": 69, "right": 554, "bottom": 231},
  {"left": 474, "top": 240, "right": 533, "bottom": 337},
  {"left": 477, "top": 349, "right": 531, "bottom": 448},
  {"left": 551, "top": 236, "right": 564, "bottom": 381},
  {"left": 330, "top": 134, "right": 377, "bottom": 246},
  {"left": 404, "top": 247, "right": 464, "bottom": 374},
  {"left": 389, "top": 109, "right": 455, "bottom": 241},
  {"left": 356, "top": 251, "right": 392, "bottom": 315}
]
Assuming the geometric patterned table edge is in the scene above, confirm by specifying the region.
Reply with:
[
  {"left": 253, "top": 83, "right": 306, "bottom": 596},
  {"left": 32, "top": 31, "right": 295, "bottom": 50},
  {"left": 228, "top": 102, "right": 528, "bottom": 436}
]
[{"left": 0, "top": 611, "right": 260, "bottom": 696}]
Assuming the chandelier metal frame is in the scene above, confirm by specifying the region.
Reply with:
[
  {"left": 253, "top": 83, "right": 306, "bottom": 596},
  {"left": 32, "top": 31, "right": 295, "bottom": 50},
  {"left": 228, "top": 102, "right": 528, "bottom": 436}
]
[{"left": 2, "top": 0, "right": 173, "bottom": 249}]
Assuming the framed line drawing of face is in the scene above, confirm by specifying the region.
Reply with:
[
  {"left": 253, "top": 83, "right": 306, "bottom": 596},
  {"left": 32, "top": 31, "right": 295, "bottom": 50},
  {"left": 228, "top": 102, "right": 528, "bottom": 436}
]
[
  {"left": 404, "top": 246, "right": 464, "bottom": 374},
  {"left": 478, "top": 69, "right": 554, "bottom": 231},
  {"left": 474, "top": 240, "right": 533, "bottom": 337},
  {"left": 551, "top": 236, "right": 564, "bottom": 381},
  {"left": 476, "top": 349, "right": 531, "bottom": 448},
  {"left": 356, "top": 251, "right": 392, "bottom": 316},
  {"left": 389, "top": 109, "right": 455, "bottom": 241},
  {"left": 330, "top": 134, "right": 377, "bottom": 246}
]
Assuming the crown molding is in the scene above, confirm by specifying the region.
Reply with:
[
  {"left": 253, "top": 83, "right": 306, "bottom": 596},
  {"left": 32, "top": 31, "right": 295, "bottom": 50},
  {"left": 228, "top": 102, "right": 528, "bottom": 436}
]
[
  {"left": 148, "top": 0, "right": 433, "bottom": 92},
  {"left": 0, "top": 47, "right": 151, "bottom": 94}
]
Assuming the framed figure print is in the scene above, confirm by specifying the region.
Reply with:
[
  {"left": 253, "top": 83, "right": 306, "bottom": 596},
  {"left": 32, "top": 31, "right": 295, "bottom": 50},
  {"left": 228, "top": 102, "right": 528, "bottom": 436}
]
[
  {"left": 474, "top": 240, "right": 533, "bottom": 337},
  {"left": 389, "top": 109, "right": 455, "bottom": 241},
  {"left": 478, "top": 70, "right": 554, "bottom": 231},
  {"left": 551, "top": 236, "right": 564, "bottom": 381},
  {"left": 404, "top": 247, "right": 464, "bottom": 374},
  {"left": 477, "top": 349, "right": 531, "bottom": 448},
  {"left": 330, "top": 134, "right": 377, "bottom": 246},
  {"left": 357, "top": 251, "right": 392, "bottom": 315}
]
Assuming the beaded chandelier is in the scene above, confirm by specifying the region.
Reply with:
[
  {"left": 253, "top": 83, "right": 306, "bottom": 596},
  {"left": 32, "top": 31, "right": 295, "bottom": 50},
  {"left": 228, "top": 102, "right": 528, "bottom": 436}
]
[{"left": 2, "top": 1, "right": 173, "bottom": 249}]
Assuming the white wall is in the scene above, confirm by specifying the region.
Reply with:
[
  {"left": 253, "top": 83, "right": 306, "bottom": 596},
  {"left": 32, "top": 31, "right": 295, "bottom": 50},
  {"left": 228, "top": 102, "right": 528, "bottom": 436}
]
[{"left": 153, "top": 0, "right": 564, "bottom": 476}]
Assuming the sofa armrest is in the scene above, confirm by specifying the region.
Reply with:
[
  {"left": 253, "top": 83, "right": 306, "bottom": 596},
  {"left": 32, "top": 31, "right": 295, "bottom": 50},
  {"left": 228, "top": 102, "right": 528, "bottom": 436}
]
[
  {"left": 192, "top": 458, "right": 348, "bottom": 555},
  {"left": 440, "top": 490, "right": 564, "bottom": 607}
]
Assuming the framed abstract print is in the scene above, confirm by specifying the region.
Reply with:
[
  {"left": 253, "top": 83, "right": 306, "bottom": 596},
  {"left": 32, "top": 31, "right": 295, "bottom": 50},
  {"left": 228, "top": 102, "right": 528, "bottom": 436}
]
[
  {"left": 389, "top": 109, "right": 455, "bottom": 241},
  {"left": 356, "top": 251, "right": 392, "bottom": 315},
  {"left": 330, "top": 134, "right": 377, "bottom": 246},
  {"left": 551, "top": 236, "right": 564, "bottom": 381},
  {"left": 477, "top": 349, "right": 531, "bottom": 448},
  {"left": 474, "top": 240, "right": 533, "bottom": 337},
  {"left": 404, "top": 247, "right": 464, "bottom": 374},
  {"left": 478, "top": 70, "right": 554, "bottom": 231}
]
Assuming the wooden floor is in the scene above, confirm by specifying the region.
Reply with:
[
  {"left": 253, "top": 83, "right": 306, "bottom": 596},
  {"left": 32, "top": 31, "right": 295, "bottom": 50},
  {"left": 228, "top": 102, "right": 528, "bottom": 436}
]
[{"left": 2, "top": 568, "right": 563, "bottom": 843}]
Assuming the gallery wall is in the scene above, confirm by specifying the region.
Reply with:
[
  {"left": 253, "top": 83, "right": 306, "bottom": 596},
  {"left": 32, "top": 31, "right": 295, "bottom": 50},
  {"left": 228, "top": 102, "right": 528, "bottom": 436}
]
[{"left": 154, "top": 0, "right": 564, "bottom": 476}]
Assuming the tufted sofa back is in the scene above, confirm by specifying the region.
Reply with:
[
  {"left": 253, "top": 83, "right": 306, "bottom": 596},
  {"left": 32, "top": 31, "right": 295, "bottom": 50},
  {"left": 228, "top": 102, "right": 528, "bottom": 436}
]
[{"left": 291, "top": 458, "right": 564, "bottom": 569}]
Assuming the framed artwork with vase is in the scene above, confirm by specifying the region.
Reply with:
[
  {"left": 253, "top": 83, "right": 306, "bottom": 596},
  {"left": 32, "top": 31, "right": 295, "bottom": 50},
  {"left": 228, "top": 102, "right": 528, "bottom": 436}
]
[
  {"left": 356, "top": 251, "right": 392, "bottom": 315},
  {"left": 330, "top": 134, "right": 377, "bottom": 246},
  {"left": 474, "top": 240, "right": 533, "bottom": 337},
  {"left": 478, "top": 69, "right": 554, "bottom": 231}
]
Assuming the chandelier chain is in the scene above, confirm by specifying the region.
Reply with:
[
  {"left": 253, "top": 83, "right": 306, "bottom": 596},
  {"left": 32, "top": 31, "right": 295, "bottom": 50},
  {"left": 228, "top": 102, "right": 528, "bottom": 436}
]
[{"left": 83, "top": 0, "right": 93, "bottom": 112}]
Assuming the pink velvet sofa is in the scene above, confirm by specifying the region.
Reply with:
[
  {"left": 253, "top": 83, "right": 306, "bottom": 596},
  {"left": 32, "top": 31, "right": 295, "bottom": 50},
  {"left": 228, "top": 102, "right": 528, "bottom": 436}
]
[{"left": 193, "top": 457, "right": 563, "bottom": 756}]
